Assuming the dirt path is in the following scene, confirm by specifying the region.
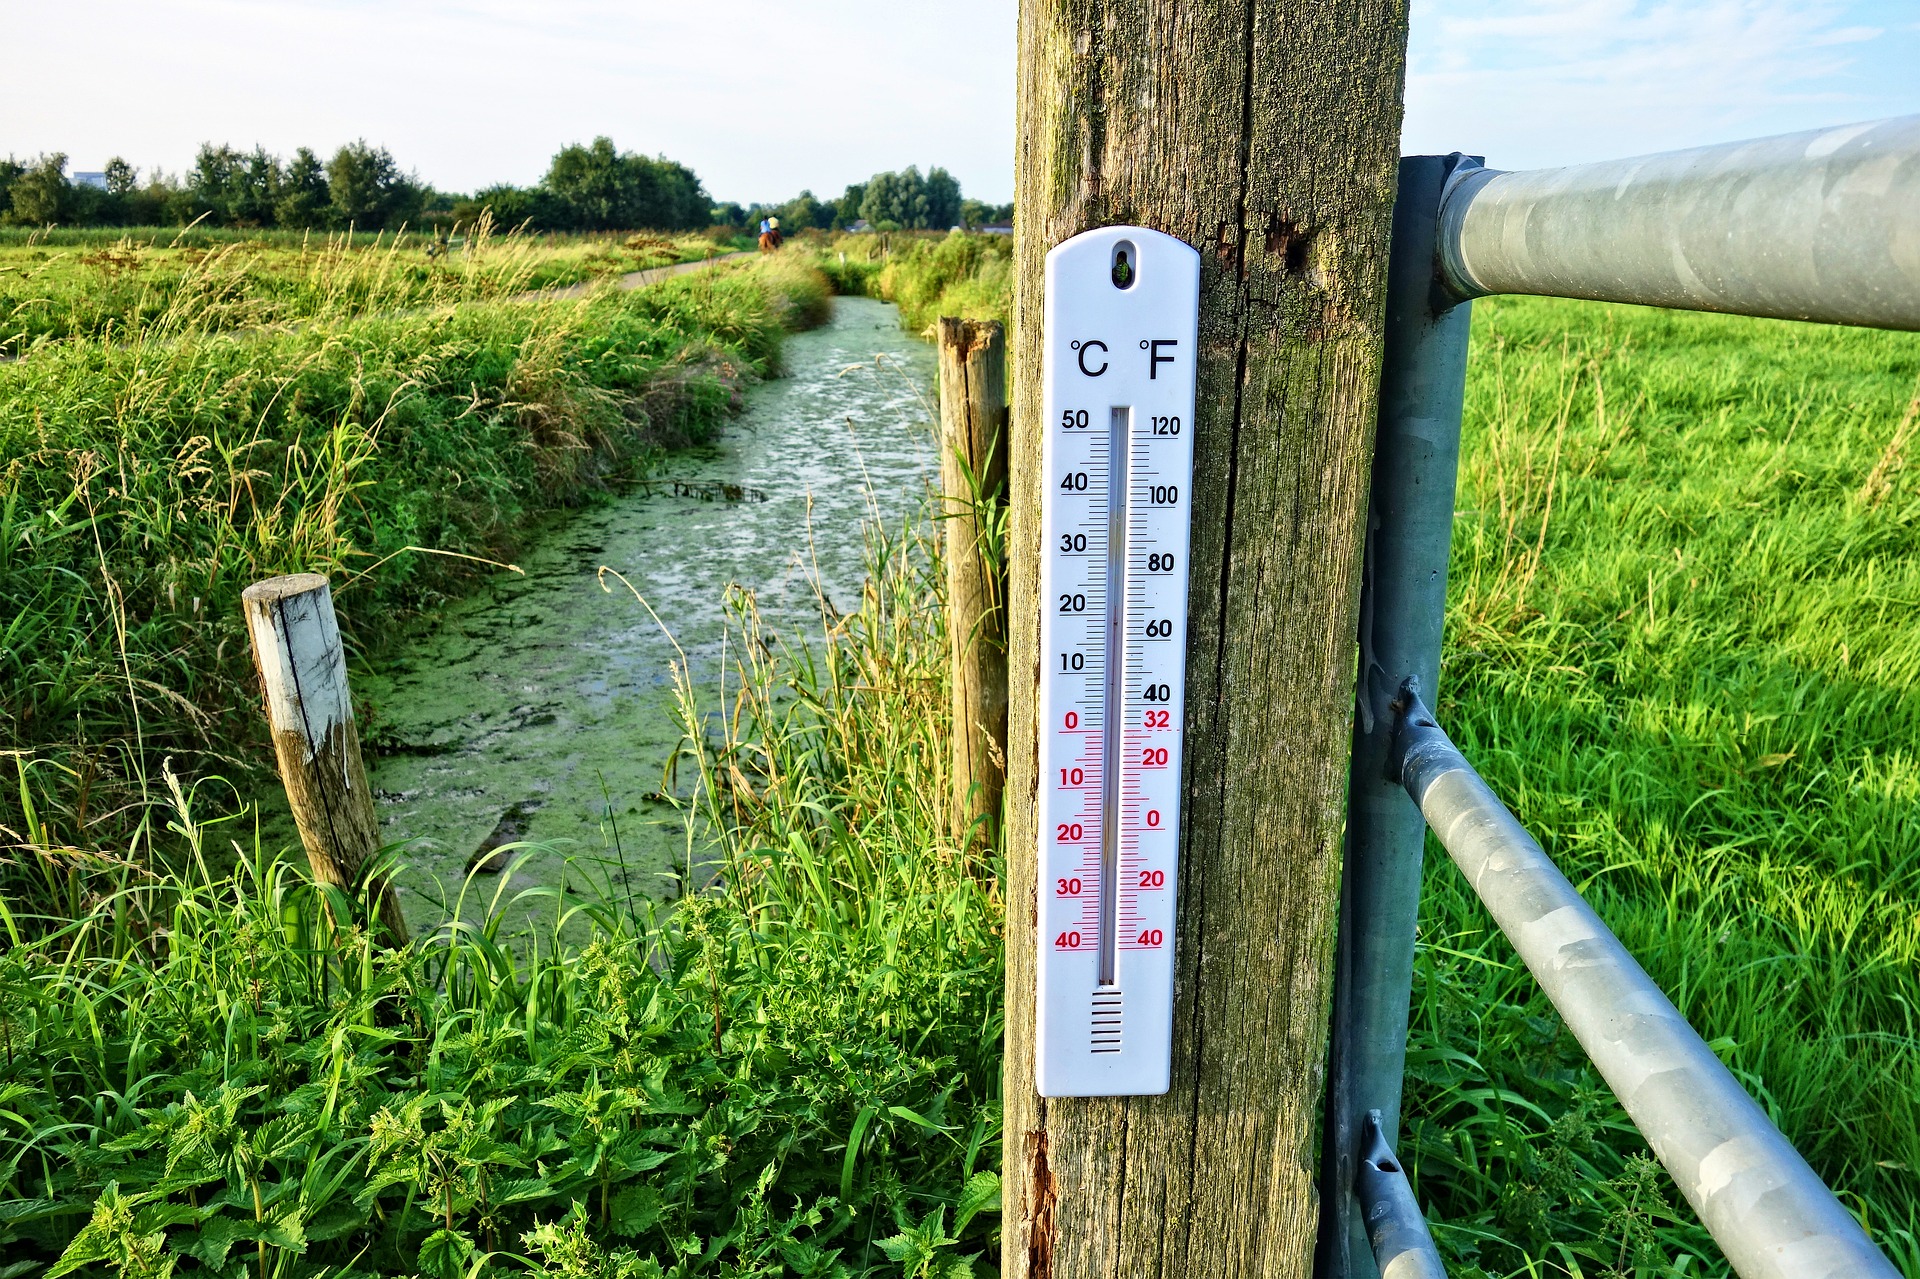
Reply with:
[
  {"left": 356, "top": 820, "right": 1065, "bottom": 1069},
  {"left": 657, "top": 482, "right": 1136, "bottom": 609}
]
[{"left": 530, "top": 249, "right": 757, "bottom": 301}]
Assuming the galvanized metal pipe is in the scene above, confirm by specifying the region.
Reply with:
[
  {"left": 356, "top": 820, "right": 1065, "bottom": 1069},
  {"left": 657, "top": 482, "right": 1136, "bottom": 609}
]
[
  {"left": 1321, "top": 152, "right": 1477, "bottom": 1279},
  {"left": 1355, "top": 1110, "right": 1449, "bottom": 1279},
  {"left": 1438, "top": 114, "right": 1920, "bottom": 330},
  {"left": 1390, "top": 685, "right": 1900, "bottom": 1279}
]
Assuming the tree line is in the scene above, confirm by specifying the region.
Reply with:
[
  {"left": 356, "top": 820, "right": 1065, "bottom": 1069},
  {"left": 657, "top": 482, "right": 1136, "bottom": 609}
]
[
  {"left": 726, "top": 166, "right": 1012, "bottom": 234},
  {"left": 0, "top": 137, "right": 710, "bottom": 233},
  {"left": 1, "top": 141, "right": 1010, "bottom": 235},
  {"left": 1, "top": 143, "right": 431, "bottom": 231}
]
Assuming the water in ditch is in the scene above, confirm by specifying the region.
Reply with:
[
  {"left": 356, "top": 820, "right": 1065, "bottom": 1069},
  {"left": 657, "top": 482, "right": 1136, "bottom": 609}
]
[{"left": 359, "top": 296, "right": 937, "bottom": 927}]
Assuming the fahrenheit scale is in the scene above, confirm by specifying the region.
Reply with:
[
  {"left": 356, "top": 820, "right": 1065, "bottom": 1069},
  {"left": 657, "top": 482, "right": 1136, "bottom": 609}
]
[{"left": 1036, "top": 226, "right": 1200, "bottom": 1097}]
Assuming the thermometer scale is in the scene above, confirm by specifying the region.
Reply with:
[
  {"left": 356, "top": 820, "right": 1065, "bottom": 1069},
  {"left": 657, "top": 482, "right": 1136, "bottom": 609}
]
[{"left": 1036, "top": 227, "right": 1200, "bottom": 1097}]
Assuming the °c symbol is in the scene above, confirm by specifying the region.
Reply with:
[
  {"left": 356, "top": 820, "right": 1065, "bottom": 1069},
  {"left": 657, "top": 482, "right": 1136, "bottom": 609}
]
[
  {"left": 1139, "top": 340, "right": 1150, "bottom": 349},
  {"left": 1077, "top": 339, "right": 1109, "bottom": 377}
]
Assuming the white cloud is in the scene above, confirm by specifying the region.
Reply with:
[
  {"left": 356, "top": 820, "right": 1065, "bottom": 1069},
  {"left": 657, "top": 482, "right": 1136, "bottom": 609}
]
[{"left": 1404, "top": 0, "right": 1918, "bottom": 168}]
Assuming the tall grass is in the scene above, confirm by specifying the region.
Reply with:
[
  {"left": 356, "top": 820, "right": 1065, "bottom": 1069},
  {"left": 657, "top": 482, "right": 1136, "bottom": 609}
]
[
  {"left": 1402, "top": 298, "right": 1920, "bottom": 1277},
  {"left": 1, "top": 255, "right": 829, "bottom": 890},
  {"left": 794, "top": 233, "right": 1009, "bottom": 335},
  {"left": 0, "top": 223, "right": 734, "bottom": 354},
  {"left": 0, "top": 516, "right": 1002, "bottom": 1277}
]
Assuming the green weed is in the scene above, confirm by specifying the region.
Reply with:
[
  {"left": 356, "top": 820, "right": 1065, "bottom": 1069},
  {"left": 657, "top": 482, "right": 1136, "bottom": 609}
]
[{"left": 0, "top": 513, "right": 1000, "bottom": 1277}]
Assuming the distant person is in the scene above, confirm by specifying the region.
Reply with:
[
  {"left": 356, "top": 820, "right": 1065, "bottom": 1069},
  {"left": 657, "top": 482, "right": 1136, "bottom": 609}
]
[{"left": 758, "top": 215, "right": 783, "bottom": 253}]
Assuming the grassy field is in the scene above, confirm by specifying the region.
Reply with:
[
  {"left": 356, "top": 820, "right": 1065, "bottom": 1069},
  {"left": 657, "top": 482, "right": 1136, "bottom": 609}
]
[
  {"left": 1409, "top": 296, "right": 1920, "bottom": 1275},
  {"left": 1, "top": 231, "right": 1917, "bottom": 1276},
  {"left": 1, "top": 247, "right": 829, "bottom": 884},
  {"left": 0, "top": 225, "right": 744, "bottom": 354}
]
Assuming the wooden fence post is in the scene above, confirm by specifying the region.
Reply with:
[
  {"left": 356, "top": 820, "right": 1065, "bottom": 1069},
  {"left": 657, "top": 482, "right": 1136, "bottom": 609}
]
[
  {"left": 1002, "top": 2, "right": 1409, "bottom": 1277},
  {"left": 242, "top": 574, "right": 409, "bottom": 945},
  {"left": 938, "top": 317, "right": 1011, "bottom": 848}
]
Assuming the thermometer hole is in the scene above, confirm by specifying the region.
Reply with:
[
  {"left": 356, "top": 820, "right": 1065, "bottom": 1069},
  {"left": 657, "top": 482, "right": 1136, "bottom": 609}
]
[{"left": 1111, "top": 240, "right": 1137, "bottom": 290}]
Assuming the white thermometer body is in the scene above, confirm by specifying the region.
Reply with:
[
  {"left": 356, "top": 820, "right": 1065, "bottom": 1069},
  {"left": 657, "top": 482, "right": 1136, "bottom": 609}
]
[{"left": 1035, "top": 226, "right": 1200, "bottom": 1097}]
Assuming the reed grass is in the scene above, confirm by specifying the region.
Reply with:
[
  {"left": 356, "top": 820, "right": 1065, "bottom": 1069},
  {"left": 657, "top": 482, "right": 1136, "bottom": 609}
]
[
  {"left": 0, "top": 514, "right": 1001, "bottom": 1277},
  {"left": 794, "top": 233, "right": 1009, "bottom": 335}
]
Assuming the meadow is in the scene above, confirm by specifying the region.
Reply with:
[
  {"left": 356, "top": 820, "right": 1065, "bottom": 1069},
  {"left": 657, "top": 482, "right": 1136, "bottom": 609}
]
[
  {"left": 1404, "top": 296, "right": 1920, "bottom": 1274},
  {"left": 0, "top": 231, "right": 1916, "bottom": 1276},
  {"left": 0, "top": 225, "right": 743, "bottom": 354}
]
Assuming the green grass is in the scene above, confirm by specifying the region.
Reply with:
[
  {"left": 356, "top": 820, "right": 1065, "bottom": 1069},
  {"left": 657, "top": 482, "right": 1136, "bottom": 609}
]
[
  {"left": 5, "top": 224, "right": 1919, "bottom": 1277},
  {"left": 1402, "top": 297, "right": 1920, "bottom": 1276},
  {"left": 0, "top": 226, "right": 743, "bottom": 354},
  {"left": 0, "top": 519, "right": 1001, "bottom": 1278}
]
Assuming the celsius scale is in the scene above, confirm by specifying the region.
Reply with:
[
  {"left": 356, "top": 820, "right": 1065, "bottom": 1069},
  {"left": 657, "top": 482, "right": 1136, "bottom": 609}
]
[{"left": 1036, "top": 226, "right": 1200, "bottom": 1097}]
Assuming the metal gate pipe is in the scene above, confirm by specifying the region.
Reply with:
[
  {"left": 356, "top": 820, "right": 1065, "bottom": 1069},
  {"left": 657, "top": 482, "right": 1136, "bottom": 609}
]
[
  {"left": 1389, "top": 684, "right": 1900, "bottom": 1279},
  {"left": 1319, "top": 152, "right": 1478, "bottom": 1279},
  {"left": 1437, "top": 114, "right": 1920, "bottom": 331},
  {"left": 1355, "top": 1110, "right": 1449, "bottom": 1279}
]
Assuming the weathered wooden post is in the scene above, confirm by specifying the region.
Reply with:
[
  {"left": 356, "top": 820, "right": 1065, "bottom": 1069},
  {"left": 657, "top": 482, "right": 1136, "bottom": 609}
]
[
  {"left": 242, "top": 574, "right": 409, "bottom": 944},
  {"left": 938, "top": 317, "right": 1011, "bottom": 848},
  {"left": 1002, "top": 2, "right": 1409, "bottom": 1275}
]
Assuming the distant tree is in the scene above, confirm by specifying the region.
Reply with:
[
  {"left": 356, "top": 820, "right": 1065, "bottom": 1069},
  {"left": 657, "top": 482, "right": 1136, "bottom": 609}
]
[
  {"left": 543, "top": 138, "right": 710, "bottom": 232},
  {"left": 275, "top": 148, "right": 330, "bottom": 229},
  {"left": 124, "top": 169, "right": 183, "bottom": 226},
  {"left": 231, "top": 147, "right": 281, "bottom": 226},
  {"left": 925, "top": 166, "right": 961, "bottom": 229},
  {"left": 832, "top": 182, "right": 866, "bottom": 229},
  {"left": 0, "top": 158, "right": 22, "bottom": 217},
  {"left": 544, "top": 137, "right": 625, "bottom": 229},
  {"left": 455, "top": 183, "right": 557, "bottom": 231},
  {"left": 9, "top": 153, "right": 73, "bottom": 224},
  {"left": 777, "top": 189, "right": 833, "bottom": 232},
  {"left": 648, "top": 158, "right": 709, "bottom": 230},
  {"left": 861, "top": 167, "right": 935, "bottom": 231},
  {"left": 958, "top": 198, "right": 1012, "bottom": 229},
  {"left": 710, "top": 201, "right": 746, "bottom": 228},
  {"left": 103, "top": 158, "right": 138, "bottom": 197},
  {"left": 851, "top": 166, "right": 969, "bottom": 230},
  {"left": 327, "top": 140, "right": 422, "bottom": 229},
  {"left": 187, "top": 144, "right": 245, "bottom": 223}
]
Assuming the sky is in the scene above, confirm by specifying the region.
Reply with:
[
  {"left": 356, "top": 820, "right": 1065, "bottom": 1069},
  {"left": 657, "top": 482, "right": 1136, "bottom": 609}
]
[{"left": 1, "top": 0, "right": 1915, "bottom": 206}]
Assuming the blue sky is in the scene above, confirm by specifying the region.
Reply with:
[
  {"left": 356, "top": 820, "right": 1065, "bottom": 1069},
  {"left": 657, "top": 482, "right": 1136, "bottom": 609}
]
[
  {"left": 1, "top": 0, "right": 1915, "bottom": 205},
  {"left": 1404, "top": 0, "right": 1920, "bottom": 168}
]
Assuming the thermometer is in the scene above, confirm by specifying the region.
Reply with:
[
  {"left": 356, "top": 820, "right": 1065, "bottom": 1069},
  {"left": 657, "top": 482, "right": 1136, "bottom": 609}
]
[{"left": 1035, "top": 226, "right": 1199, "bottom": 1097}]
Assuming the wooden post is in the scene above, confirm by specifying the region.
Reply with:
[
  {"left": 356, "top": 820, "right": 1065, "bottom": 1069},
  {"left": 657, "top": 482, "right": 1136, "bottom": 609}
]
[
  {"left": 242, "top": 574, "right": 408, "bottom": 944},
  {"left": 1003, "top": 3, "right": 1408, "bottom": 1277},
  {"left": 938, "top": 317, "right": 1011, "bottom": 848}
]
